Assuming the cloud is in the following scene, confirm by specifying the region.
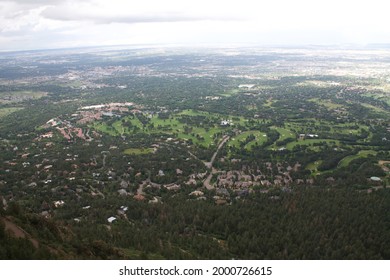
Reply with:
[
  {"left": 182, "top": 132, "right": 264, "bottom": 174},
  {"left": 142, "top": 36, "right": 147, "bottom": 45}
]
[
  {"left": 40, "top": 0, "right": 243, "bottom": 24},
  {"left": 1, "top": 0, "right": 390, "bottom": 51},
  {"left": 0, "top": 0, "right": 64, "bottom": 5}
]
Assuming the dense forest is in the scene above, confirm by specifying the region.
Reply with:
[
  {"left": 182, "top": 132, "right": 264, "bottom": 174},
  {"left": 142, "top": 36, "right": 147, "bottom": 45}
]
[{"left": 1, "top": 186, "right": 389, "bottom": 259}]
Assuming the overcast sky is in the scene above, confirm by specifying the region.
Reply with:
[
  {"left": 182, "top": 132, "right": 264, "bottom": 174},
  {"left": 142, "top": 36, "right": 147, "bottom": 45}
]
[{"left": 0, "top": 0, "right": 389, "bottom": 51}]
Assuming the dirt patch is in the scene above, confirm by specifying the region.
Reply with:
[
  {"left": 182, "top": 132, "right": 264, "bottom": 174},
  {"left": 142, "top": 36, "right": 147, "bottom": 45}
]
[{"left": 1, "top": 217, "right": 39, "bottom": 248}]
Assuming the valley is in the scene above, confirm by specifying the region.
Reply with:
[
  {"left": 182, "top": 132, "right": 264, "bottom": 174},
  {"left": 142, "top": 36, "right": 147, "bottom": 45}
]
[{"left": 1, "top": 46, "right": 389, "bottom": 259}]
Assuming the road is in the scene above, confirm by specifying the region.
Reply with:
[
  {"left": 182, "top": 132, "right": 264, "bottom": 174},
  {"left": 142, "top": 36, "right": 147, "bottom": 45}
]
[{"left": 203, "top": 135, "right": 230, "bottom": 190}]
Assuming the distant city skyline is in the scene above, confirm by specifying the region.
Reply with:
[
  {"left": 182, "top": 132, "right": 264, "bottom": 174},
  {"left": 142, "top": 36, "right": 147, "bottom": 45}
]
[{"left": 1, "top": 0, "right": 389, "bottom": 51}]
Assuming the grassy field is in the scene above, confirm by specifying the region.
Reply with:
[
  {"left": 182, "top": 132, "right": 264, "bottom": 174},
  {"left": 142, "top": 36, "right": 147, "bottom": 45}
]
[
  {"left": 93, "top": 109, "right": 230, "bottom": 147},
  {"left": 0, "top": 107, "right": 23, "bottom": 118},
  {"left": 338, "top": 150, "right": 378, "bottom": 168},
  {"left": 92, "top": 122, "right": 119, "bottom": 136}
]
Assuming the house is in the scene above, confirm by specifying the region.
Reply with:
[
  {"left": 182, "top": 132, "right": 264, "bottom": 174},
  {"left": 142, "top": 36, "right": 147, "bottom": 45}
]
[
  {"left": 186, "top": 178, "right": 197, "bottom": 185},
  {"left": 120, "top": 206, "right": 128, "bottom": 212},
  {"left": 189, "top": 190, "right": 204, "bottom": 197},
  {"left": 54, "top": 200, "right": 65, "bottom": 208},
  {"left": 41, "top": 211, "right": 50, "bottom": 218},
  {"left": 117, "top": 189, "right": 128, "bottom": 196},
  {"left": 107, "top": 216, "right": 117, "bottom": 223},
  {"left": 28, "top": 182, "right": 37, "bottom": 187},
  {"left": 221, "top": 120, "right": 233, "bottom": 126},
  {"left": 307, "top": 134, "right": 319, "bottom": 138},
  {"left": 216, "top": 188, "right": 230, "bottom": 197},
  {"left": 164, "top": 184, "right": 180, "bottom": 191},
  {"left": 133, "top": 194, "right": 145, "bottom": 201},
  {"left": 261, "top": 180, "right": 272, "bottom": 187},
  {"left": 120, "top": 180, "right": 129, "bottom": 189},
  {"left": 149, "top": 197, "right": 160, "bottom": 204}
]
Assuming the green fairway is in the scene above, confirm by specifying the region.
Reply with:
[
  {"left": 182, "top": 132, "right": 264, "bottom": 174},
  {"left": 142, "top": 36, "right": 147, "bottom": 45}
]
[
  {"left": 286, "top": 139, "right": 340, "bottom": 150},
  {"left": 178, "top": 109, "right": 211, "bottom": 117},
  {"left": 330, "top": 123, "right": 369, "bottom": 135},
  {"left": 93, "top": 109, "right": 230, "bottom": 147},
  {"left": 338, "top": 150, "right": 378, "bottom": 168},
  {"left": 274, "top": 127, "right": 295, "bottom": 141},
  {"left": 228, "top": 130, "right": 267, "bottom": 150}
]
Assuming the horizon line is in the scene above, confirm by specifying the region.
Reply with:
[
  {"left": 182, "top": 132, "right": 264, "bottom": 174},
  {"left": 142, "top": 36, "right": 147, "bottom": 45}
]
[{"left": 2, "top": 42, "right": 390, "bottom": 54}]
